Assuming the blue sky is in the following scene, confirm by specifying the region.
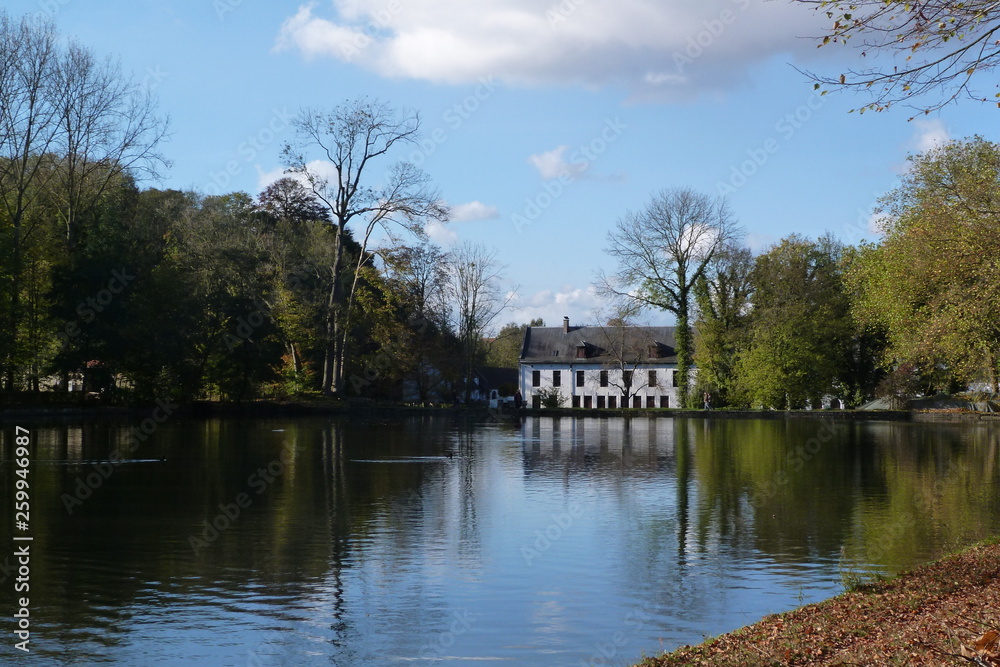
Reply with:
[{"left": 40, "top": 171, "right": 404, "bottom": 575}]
[{"left": 11, "top": 0, "right": 995, "bottom": 328}]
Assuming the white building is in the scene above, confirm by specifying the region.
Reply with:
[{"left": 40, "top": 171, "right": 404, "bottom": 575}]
[{"left": 518, "top": 317, "right": 690, "bottom": 409}]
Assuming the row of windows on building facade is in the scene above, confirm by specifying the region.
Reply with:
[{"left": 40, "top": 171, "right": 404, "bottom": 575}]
[{"left": 530, "top": 369, "right": 679, "bottom": 389}]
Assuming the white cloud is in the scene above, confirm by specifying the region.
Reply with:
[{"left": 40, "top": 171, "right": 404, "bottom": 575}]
[
  {"left": 425, "top": 219, "right": 458, "bottom": 247},
  {"left": 528, "top": 146, "right": 588, "bottom": 180},
  {"left": 275, "top": 1, "right": 828, "bottom": 100},
  {"left": 910, "top": 118, "right": 951, "bottom": 153},
  {"left": 255, "top": 159, "right": 339, "bottom": 193},
  {"left": 507, "top": 285, "right": 605, "bottom": 326},
  {"left": 450, "top": 200, "right": 499, "bottom": 222}
]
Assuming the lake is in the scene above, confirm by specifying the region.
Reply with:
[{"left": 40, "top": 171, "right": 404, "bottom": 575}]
[{"left": 1, "top": 414, "right": 999, "bottom": 665}]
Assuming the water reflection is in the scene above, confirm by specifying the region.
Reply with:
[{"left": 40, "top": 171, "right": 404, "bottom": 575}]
[{"left": 0, "top": 416, "right": 998, "bottom": 665}]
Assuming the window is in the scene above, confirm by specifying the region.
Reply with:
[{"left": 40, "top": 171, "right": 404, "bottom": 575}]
[
  {"left": 672, "top": 370, "right": 678, "bottom": 387},
  {"left": 576, "top": 370, "right": 584, "bottom": 387},
  {"left": 572, "top": 396, "right": 580, "bottom": 408},
  {"left": 623, "top": 371, "right": 633, "bottom": 388},
  {"left": 608, "top": 396, "right": 617, "bottom": 409},
  {"left": 596, "top": 396, "right": 606, "bottom": 409},
  {"left": 584, "top": 396, "right": 593, "bottom": 409},
  {"left": 532, "top": 395, "right": 541, "bottom": 409},
  {"left": 648, "top": 370, "right": 657, "bottom": 387},
  {"left": 660, "top": 396, "right": 669, "bottom": 408},
  {"left": 646, "top": 396, "right": 656, "bottom": 409},
  {"left": 532, "top": 370, "right": 540, "bottom": 387},
  {"left": 599, "top": 370, "right": 608, "bottom": 387},
  {"left": 552, "top": 370, "right": 561, "bottom": 387},
  {"left": 632, "top": 395, "right": 641, "bottom": 409}
]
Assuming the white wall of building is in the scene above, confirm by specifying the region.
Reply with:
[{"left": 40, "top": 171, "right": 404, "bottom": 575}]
[{"left": 519, "top": 363, "right": 694, "bottom": 408}]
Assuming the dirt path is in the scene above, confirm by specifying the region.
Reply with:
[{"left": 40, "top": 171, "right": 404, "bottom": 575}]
[{"left": 637, "top": 539, "right": 1000, "bottom": 666}]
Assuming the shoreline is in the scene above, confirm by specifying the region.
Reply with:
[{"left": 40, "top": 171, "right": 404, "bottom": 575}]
[
  {"left": 0, "top": 397, "right": 959, "bottom": 423},
  {"left": 636, "top": 537, "right": 1000, "bottom": 666}
]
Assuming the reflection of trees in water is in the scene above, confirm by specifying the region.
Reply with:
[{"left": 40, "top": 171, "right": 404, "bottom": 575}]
[
  {"left": 842, "top": 422, "right": 1000, "bottom": 572},
  {"left": 515, "top": 416, "right": 1000, "bottom": 619}
]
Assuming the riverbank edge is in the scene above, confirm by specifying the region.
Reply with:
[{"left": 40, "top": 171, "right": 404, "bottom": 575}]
[
  {"left": 0, "top": 397, "right": 995, "bottom": 423},
  {"left": 634, "top": 536, "right": 1000, "bottom": 666}
]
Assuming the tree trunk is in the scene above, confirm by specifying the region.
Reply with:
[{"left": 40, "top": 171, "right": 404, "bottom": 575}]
[
  {"left": 4, "top": 223, "right": 23, "bottom": 391},
  {"left": 675, "top": 302, "right": 692, "bottom": 409},
  {"left": 322, "top": 228, "right": 346, "bottom": 396}
]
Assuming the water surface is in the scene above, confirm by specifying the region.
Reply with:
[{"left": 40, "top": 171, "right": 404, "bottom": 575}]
[{"left": 1, "top": 415, "right": 998, "bottom": 665}]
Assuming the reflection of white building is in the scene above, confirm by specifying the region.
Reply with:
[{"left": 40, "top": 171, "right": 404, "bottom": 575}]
[
  {"left": 518, "top": 318, "right": 691, "bottom": 409},
  {"left": 521, "top": 416, "right": 675, "bottom": 457}
]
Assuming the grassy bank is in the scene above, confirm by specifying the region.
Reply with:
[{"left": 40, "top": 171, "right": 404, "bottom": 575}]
[{"left": 637, "top": 538, "right": 1000, "bottom": 666}]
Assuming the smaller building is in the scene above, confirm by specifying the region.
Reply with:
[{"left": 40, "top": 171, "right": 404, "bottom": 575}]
[{"left": 519, "top": 317, "right": 689, "bottom": 409}]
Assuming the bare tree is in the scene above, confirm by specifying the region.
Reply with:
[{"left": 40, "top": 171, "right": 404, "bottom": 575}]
[
  {"left": 447, "top": 242, "right": 515, "bottom": 403},
  {"left": 598, "top": 187, "right": 741, "bottom": 407},
  {"left": 0, "top": 13, "right": 62, "bottom": 388},
  {"left": 282, "top": 98, "right": 448, "bottom": 396},
  {"left": 795, "top": 0, "right": 1000, "bottom": 115},
  {"left": 50, "top": 41, "right": 168, "bottom": 247},
  {"left": 594, "top": 301, "right": 654, "bottom": 409}
]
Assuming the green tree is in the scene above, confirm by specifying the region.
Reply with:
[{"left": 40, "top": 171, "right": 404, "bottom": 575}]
[
  {"left": 600, "top": 187, "right": 741, "bottom": 407},
  {"left": 735, "top": 234, "right": 855, "bottom": 409},
  {"left": 849, "top": 136, "right": 1000, "bottom": 393},
  {"left": 693, "top": 244, "right": 753, "bottom": 407},
  {"left": 486, "top": 318, "right": 543, "bottom": 369},
  {"left": 0, "top": 11, "right": 165, "bottom": 390}
]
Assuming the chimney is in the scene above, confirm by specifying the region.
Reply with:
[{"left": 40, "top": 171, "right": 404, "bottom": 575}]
[{"left": 563, "top": 316, "right": 569, "bottom": 333}]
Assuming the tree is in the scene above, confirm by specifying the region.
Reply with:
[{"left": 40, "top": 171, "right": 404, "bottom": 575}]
[
  {"left": 49, "top": 39, "right": 167, "bottom": 248},
  {"left": 600, "top": 187, "right": 741, "bottom": 407},
  {"left": 796, "top": 0, "right": 1000, "bottom": 115},
  {"left": 594, "top": 301, "right": 654, "bottom": 409},
  {"left": 849, "top": 136, "right": 1000, "bottom": 393},
  {"left": 0, "top": 11, "right": 166, "bottom": 390},
  {"left": 257, "top": 177, "right": 329, "bottom": 225},
  {"left": 486, "top": 318, "right": 544, "bottom": 369},
  {"left": 282, "top": 98, "right": 448, "bottom": 396},
  {"left": 0, "top": 12, "right": 62, "bottom": 389},
  {"left": 693, "top": 244, "right": 754, "bottom": 407},
  {"left": 446, "top": 243, "right": 514, "bottom": 403},
  {"left": 734, "top": 234, "right": 855, "bottom": 409}
]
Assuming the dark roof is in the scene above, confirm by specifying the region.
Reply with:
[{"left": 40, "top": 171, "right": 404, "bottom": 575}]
[
  {"left": 520, "top": 325, "right": 678, "bottom": 364},
  {"left": 475, "top": 366, "right": 518, "bottom": 388}
]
